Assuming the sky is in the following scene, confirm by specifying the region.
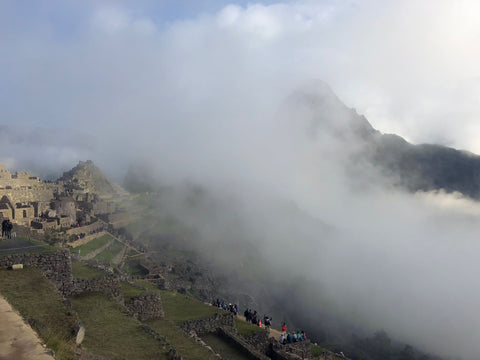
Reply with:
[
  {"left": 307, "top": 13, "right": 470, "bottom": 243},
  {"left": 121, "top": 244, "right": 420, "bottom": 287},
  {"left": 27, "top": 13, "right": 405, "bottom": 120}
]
[
  {"left": 2, "top": 0, "right": 480, "bottom": 178},
  {"left": 2, "top": 1, "right": 480, "bottom": 359}
]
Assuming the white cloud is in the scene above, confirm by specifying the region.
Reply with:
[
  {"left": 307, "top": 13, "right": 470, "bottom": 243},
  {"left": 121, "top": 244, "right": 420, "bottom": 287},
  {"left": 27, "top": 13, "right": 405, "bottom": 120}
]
[{"left": 3, "top": 2, "right": 480, "bottom": 358}]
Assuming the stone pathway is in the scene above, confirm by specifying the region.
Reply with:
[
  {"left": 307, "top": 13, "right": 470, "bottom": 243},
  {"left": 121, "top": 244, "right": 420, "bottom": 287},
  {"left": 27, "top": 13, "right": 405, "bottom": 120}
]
[
  {"left": 0, "top": 295, "right": 55, "bottom": 360},
  {"left": 0, "top": 237, "right": 44, "bottom": 255}
]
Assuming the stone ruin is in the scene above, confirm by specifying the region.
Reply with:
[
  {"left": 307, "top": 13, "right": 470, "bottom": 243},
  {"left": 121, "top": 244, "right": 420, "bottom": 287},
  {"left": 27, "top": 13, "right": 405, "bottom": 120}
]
[{"left": 0, "top": 162, "right": 131, "bottom": 244}]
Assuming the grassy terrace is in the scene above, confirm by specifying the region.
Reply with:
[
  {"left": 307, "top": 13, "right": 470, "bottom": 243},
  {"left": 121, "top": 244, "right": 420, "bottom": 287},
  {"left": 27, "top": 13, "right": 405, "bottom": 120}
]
[
  {"left": 74, "top": 234, "right": 112, "bottom": 256},
  {"left": 71, "top": 261, "right": 105, "bottom": 279},
  {"left": 70, "top": 292, "right": 168, "bottom": 360},
  {"left": 0, "top": 267, "right": 77, "bottom": 359},
  {"left": 93, "top": 240, "right": 124, "bottom": 263},
  {"left": 234, "top": 318, "right": 264, "bottom": 336},
  {"left": 0, "top": 257, "right": 273, "bottom": 360},
  {"left": 122, "top": 254, "right": 148, "bottom": 276},
  {"left": 121, "top": 282, "right": 148, "bottom": 299},
  {"left": 160, "top": 290, "right": 221, "bottom": 322},
  {"left": 146, "top": 290, "right": 223, "bottom": 360}
]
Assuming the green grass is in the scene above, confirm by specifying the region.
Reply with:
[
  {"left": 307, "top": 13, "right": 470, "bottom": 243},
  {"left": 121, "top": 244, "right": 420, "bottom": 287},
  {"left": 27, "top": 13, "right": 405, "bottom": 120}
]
[
  {"left": 75, "top": 234, "right": 112, "bottom": 256},
  {"left": 140, "top": 287, "right": 225, "bottom": 359},
  {"left": 134, "top": 279, "right": 160, "bottom": 291},
  {"left": 147, "top": 318, "right": 219, "bottom": 360},
  {"left": 123, "top": 255, "right": 148, "bottom": 276},
  {"left": 311, "top": 343, "right": 327, "bottom": 357},
  {"left": 71, "top": 261, "right": 105, "bottom": 279},
  {"left": 234, "top": 318, "right": 264, "bottom": 336},
  {"left": 93, "top": 240, "right": 124, "bottom": 263},
  {"left": 160, "top": 290, "right": 221, "bottom": 322},
  {"left": 69, "top": 292, "right": 168, "bottom": 360},
  {"left": 121, "top": 282, "right": 148, "bottom": 299},
  {"left": 0, "top": 267, "right": 77, "bottom": 360}
]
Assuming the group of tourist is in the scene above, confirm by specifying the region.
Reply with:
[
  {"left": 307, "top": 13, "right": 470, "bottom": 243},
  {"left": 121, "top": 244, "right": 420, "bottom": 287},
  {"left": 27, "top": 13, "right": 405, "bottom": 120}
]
[
  {"left": 279, "top": 329, "right": 307, "bottom": 344},
  {"left": 1, "top": 219, "right": 13, "bottom": 239},
  {"left": 211, "top": 299, "right": 239, "bottom": 316},
  {"left": 244, "top": 309, "right": 272, "bottom": 328},
  {"left": 211, "top": 297, "right": 308, "bottom": 344}
]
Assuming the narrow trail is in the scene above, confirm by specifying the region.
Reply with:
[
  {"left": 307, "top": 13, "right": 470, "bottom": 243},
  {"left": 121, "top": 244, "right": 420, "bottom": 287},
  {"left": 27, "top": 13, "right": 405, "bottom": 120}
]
[
  {"left": 0, "top": 295, "right": 56, "bottom": 360},
  {"left": 236, "top": 315, "right": 282, "bottom": 339}
]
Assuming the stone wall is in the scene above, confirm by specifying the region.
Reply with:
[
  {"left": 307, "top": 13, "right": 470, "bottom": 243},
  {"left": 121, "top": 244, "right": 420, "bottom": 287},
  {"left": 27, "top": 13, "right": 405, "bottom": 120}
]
[
  {"left": 125, "top": 293, "right": 164, "bottom": 321},
  {"left": 217, "top": 327, "right": 271, "bottom": 360},
  {"left": 180, "top": 313, "right": 235, "bottom": 335},
  {"left": 0, "top": 186, "right": 59, "bottom": 203},
  {"left": 66, "top": 221, "right": 105, "bottom": 236},
  {"left": 69, "top": 231, "right": 107, "bottom": 248},
  {"left": 0, "top": 250, "right": 72, "bottom": 292},
  {"left": 66, "top": 277, "right": 122, "bottom": 299},
  {"left": 242, "top": 329, "right": 271, "bottom": 353},
  {"left": 269, "top": 339, "right": 312, "bottom": 360}
]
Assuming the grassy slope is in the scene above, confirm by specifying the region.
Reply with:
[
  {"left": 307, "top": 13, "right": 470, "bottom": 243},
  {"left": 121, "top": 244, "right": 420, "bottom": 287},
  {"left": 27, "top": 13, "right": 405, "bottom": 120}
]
[
  {"left": 146, "top": 289, "right": 224, "bottom": 360},
  {"left": 0, "top": 268, "right": 77, "bottom": 360},
  {"left": 74, "top": 234, "right": 112, "bottom": 255},
  {"left": 69, "top": 292, "right": 167, "bottom": 360},
  {"left": 93, "top": 240, "right": 124, "bottom": 263},
  {"left": 234, "top": 318, "right": 264, "bottom": 336},
  {"left": 71, "top": 261, "right": 104, "bottom": 279},
  {"left": 0, "top": 264, "right": 235, "bottom": 360}
]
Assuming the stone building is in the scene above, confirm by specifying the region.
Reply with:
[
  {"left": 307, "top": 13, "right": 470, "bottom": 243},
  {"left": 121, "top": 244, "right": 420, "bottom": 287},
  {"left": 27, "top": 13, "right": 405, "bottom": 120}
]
[
  {"left": 52, "top": 196, "right": 76, "bottom": 222},
  {"left": 14, "top": 203, "right": 35, "bottom": 226},
  {"left": 0, "top": 164, "right": 12, "bottom": 179},
  {"left": 0, "top": 163, "right": 128, "bottom": 234},
  {"left": 0, "top": 202, "right": 12, "bottom": 220}
]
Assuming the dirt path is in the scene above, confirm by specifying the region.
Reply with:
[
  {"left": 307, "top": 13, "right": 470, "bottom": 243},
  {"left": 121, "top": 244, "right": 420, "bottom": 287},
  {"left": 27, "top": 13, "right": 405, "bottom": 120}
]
[
  {"left": 0, "top": 295, "right": 55, "bottom": 360},
  {"left": 236, "top": 315, "right": 282, "bottom": 340}
]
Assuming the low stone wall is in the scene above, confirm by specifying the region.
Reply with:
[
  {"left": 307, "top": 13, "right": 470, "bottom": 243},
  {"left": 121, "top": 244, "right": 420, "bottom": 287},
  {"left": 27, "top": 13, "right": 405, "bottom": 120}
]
[
  {"left": 180, "top": 312, "right": 235, "bottom": 335},
  {"left": 269, "top": 339, "right": 311, "bottom": 360},
  {"left": 241, "top": 329, "right": 271, "bottom": 354},
  {"left": 66, "top": 277, "right": 122, "bottom": 299},
  {"left": 125, "top": 293, "right": 164, "bottom": 321},
  {"left": 66, "top": 221, "right": 105, "bottom": 236},
  {"left": 70, "top": 231, "right": 107, "bottom": 248},
  {"left": 217, "top": 327, "right": 271, "bottom": 360},
  {"left": 0, "top": 250, "right": 72, "bottom": 292}
]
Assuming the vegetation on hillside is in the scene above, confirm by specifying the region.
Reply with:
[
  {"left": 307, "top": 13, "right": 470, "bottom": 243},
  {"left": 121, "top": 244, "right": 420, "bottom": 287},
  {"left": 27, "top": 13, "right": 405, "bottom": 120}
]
[{"left": 0, "top": 268, "right": 77, "bottom": 359}]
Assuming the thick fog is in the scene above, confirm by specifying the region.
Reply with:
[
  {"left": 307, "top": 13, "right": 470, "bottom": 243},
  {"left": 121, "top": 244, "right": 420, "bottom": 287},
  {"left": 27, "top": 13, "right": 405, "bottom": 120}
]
[{"left": 2, "top": 1, "right": 480, "bottom": 359}]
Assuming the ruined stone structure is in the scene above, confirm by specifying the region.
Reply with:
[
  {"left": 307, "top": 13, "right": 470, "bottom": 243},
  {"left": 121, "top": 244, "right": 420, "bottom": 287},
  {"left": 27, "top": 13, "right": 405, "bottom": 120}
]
[
  {"left": 0, "top": 164, "right": 64, "bottom": 227},
  {"left": 268, "top": 340, "right": 312, "bottom": 360},
  {"left": 0, "top": 163, "right": 130, "bottom": 242},
  {"left": 180, "top": 313, "right": 236, "bottom": 335},
  {"left": 0, "top": 250, "right": 72, "bottom": 293},
  {"left": 125, "top": 293, "right": 164, "bottom": 321},
  {"left": 66, "top": 277, "right": 122, "bottom": 299}
]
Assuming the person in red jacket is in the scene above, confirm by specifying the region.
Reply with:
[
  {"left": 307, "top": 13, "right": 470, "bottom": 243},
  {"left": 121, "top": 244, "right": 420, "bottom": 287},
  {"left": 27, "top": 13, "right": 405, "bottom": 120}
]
[{"left": 281, "top": 322, "right": 287, "bottom": 333}]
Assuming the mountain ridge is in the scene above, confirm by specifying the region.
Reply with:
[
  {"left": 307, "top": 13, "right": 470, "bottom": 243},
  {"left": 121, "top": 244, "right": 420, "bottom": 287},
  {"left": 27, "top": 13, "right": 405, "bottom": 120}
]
[{"left": 288, "top": 82, "right": 480, "bottom": 199}]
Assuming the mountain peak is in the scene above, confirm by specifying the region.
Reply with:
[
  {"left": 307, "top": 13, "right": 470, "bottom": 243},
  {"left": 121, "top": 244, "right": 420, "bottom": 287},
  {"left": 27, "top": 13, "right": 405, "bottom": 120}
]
[
  {"left": 58, "top": 160, "right": 126, "bottom": 196},
  {"left": 282, "top": 80, "right": 378, "bottom": 141}
]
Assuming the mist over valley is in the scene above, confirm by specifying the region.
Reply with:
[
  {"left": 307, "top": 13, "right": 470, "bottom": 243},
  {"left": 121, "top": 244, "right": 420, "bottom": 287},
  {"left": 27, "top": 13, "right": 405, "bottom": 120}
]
[{"left": 2, "top": 1, "right": 480, "bottom": 359}]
